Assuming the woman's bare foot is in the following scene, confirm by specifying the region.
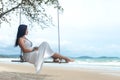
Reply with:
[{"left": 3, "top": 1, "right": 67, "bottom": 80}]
[{"left": 52, "top": 53, "right": 74, "bottom": 63}]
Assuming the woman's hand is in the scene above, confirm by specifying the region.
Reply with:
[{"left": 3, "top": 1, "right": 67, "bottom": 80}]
[{"left": 33, "top": 46, "right": 39, "bottom": 51}]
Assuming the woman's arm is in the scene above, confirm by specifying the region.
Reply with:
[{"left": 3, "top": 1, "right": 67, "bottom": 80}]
[{"left": 18, "top": 38, "right": 33, "bottom": 53}]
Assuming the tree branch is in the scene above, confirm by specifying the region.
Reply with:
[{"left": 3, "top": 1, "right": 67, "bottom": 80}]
[{"left": 0, "top": 3, "right": 22, "bottom": 18}]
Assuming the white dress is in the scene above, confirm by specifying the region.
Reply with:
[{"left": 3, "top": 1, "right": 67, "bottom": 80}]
[{"left": 22, "top": 39, "right": 54, "bottom": 73}]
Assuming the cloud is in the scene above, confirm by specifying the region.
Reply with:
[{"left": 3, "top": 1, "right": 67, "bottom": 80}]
[{"left": 0, "top": 30, "right": 16, "bottom": 48}]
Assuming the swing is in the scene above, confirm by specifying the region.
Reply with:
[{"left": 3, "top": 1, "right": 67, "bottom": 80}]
[
  {"left": 11, "top": 51, "right": 67, "bottom": 63},
  {"left": 11, "top": 5, "right": 67, "bottom": 63}
]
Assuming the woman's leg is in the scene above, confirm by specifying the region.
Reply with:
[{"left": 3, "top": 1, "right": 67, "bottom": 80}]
[
  {"left": 40, "top": 42, "right": 74, "bottom": 63},
  {"left": 52, "top": 53, "right": 74, "bottom": 63}
]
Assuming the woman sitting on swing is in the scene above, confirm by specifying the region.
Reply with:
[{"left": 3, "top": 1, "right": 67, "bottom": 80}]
[{"left": 14, "top": 24, "right": 74, "bottom": 73}]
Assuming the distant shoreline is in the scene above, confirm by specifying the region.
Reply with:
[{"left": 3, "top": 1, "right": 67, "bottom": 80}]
[{"left": 0, "top": 54, "right": 120, "bottom": 58}]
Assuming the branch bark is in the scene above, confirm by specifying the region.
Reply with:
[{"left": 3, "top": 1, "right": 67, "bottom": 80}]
[{"left": 0, "top": 3, "right": 22, "bottom": 18}]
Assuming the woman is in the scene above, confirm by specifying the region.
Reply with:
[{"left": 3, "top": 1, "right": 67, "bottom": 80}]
[{"left": 15, "top": 24, "right": 74, "bottom": 73}]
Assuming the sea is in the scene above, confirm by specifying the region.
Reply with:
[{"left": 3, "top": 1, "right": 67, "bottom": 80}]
[{"left": 0, "top": 55, "right": 120, "bottom": 72}]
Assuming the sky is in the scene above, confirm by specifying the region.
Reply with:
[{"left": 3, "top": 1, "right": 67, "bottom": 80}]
[{"left": 0, "top": 0, "right": 120, "bottom": 57}]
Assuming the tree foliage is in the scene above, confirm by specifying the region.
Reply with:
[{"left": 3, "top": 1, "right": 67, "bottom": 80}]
[{"left": 0, "top": 0, "right": 62, "bottom": 28}]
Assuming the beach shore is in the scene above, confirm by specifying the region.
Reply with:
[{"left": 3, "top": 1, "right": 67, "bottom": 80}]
[{"left": 0, "top": 62, "right": 120, "bottom": 80}]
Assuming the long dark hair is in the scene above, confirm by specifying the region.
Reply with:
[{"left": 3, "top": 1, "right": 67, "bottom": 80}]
[{"left": 15, "top": 24, "right": 27, "bottom": 47}]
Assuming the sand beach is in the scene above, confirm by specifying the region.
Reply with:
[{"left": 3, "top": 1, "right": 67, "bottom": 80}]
[{"left": 0, "top": 62, "right": 120, "bottom": 80}]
